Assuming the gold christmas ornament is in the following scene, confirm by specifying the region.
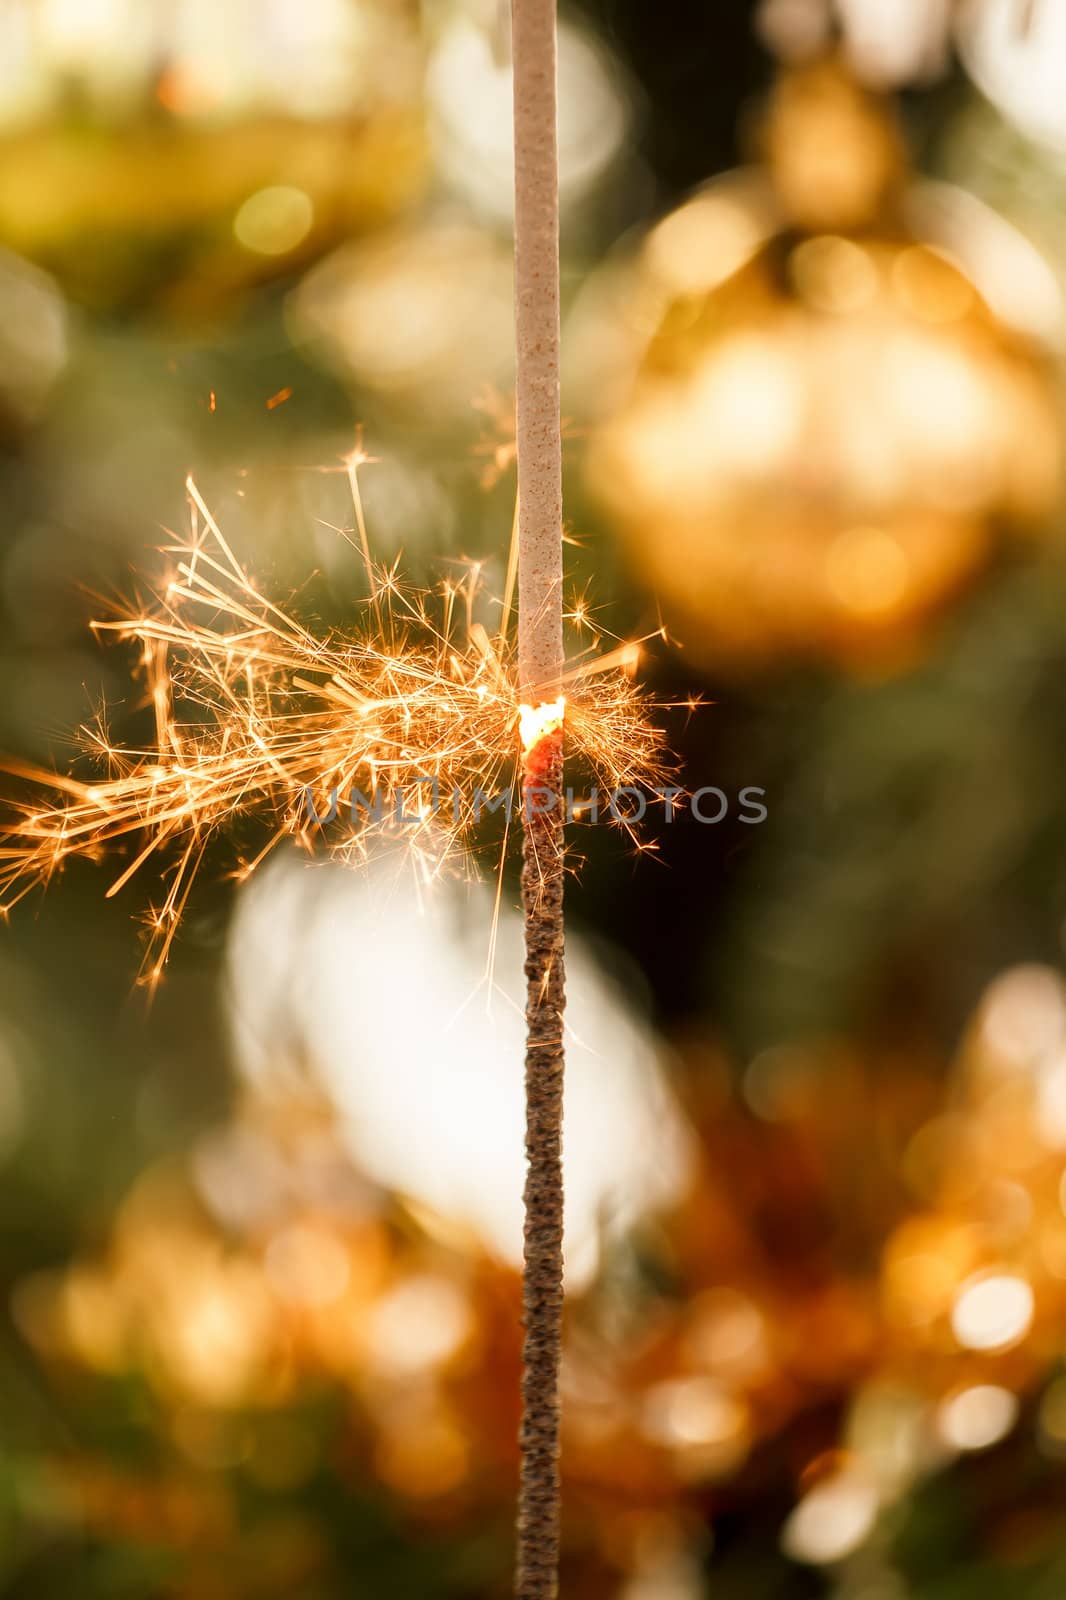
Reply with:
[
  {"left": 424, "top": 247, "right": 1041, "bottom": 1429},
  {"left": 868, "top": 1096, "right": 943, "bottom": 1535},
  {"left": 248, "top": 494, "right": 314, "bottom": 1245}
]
[
  {"left": 582, "top": 62, "right": 1063, "bottom": 670},
  {"left": 0, "top": 0, "right": 427, "bottom": 315}
]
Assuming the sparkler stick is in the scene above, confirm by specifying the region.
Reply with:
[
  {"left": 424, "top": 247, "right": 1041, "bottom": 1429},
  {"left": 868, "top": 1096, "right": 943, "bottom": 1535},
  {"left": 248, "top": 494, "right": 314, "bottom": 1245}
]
[{"left": 511, "top": 0, "right": 565, "bottom": 1592}]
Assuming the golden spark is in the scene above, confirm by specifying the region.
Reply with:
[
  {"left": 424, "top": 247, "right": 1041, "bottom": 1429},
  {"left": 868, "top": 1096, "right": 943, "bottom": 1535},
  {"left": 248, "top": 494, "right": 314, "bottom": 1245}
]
[{"left": 0, "top": 465, "right": 673, "bottom": 989}]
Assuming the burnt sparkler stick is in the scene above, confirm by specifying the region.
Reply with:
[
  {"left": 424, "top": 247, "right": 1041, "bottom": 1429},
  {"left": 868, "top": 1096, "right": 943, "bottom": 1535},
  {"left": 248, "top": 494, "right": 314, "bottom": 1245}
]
[{"left": 511, "top": 0, "right": 566, "bottom": 1593}]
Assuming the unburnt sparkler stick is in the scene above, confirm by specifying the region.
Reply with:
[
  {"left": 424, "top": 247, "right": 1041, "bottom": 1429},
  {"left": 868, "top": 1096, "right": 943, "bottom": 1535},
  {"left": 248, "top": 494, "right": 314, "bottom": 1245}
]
[{"left": 510, "top": 0, "right": 566, "bottom": 1593}]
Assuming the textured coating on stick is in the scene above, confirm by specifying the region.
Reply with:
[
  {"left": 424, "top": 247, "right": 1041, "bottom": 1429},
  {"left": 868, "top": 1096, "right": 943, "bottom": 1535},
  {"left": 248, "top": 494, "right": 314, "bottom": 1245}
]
[{"left": 517, "top": 730, "right": 565, "bottom": 1599}]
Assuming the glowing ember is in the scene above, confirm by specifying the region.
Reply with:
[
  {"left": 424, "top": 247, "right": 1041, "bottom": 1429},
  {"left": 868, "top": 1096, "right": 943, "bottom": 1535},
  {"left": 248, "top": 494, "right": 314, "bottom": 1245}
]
[
  {"left": 518, "top": 696, "right": 566, "bottom": 756},
  {"left": 0, "top": 465, "right": 671, "bottom": 988}
]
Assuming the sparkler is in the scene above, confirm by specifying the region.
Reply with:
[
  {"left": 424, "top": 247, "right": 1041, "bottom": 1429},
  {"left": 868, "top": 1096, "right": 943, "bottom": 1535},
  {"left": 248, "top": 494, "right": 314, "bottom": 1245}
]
[
  {"left": 0, "top": 461, "right": 670, "bottom": 994},
  {"left": 511, "top": 0, "right": 567, "bottom": 1593}
]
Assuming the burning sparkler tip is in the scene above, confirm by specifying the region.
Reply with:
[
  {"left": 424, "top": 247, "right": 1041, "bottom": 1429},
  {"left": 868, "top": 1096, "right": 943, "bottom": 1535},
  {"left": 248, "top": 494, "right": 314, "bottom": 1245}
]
[{"left": 518, "top": 696, "right": 566, "bottom": 756}]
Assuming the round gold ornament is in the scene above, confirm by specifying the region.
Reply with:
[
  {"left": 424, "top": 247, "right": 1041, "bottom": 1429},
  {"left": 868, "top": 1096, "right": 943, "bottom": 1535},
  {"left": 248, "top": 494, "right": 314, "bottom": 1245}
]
[{"left": 582, "top": 63, "right": 1062, "bottom": 670}]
